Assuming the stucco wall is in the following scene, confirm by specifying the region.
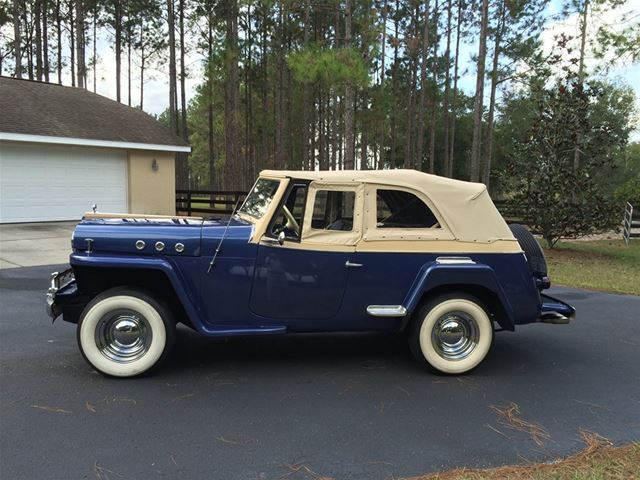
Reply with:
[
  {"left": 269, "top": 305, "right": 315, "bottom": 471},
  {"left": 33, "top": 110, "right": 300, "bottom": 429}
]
[{"left": 127, "top": 150, "right": 176, "bottom": 215}]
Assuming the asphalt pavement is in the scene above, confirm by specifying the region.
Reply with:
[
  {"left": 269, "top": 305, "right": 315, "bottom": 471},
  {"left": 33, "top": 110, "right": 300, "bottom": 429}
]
[{"left": 1, "top": 264, "right": 639, "bottom": 480}]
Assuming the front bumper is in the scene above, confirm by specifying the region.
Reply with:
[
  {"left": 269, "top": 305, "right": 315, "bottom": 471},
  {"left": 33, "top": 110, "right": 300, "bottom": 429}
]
[{"left": 46, "top": 269, "right": 75, "bottom": 319}]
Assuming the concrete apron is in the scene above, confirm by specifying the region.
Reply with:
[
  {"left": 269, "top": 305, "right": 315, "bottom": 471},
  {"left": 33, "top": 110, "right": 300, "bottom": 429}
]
[{"left": 0, "top": 222, "right": 75, "bottom": 269}]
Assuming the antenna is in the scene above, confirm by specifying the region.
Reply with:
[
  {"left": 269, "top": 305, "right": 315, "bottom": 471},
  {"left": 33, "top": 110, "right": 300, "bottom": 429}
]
[{"left": 207, "top": 199, "right": 241, "bottom": 273}]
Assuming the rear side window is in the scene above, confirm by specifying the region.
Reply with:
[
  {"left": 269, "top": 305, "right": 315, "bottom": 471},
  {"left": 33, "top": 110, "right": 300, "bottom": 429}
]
[
  {"left": 376, "top": 189, "right": 440, "bottom": 228},
  {"left": 311, "top": 190, "right": 355, "bottom": 231}
]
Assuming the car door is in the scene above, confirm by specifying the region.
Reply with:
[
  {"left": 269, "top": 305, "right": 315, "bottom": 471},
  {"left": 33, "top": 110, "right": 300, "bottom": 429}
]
[
  {"left": 249, "top": 181, "right": 363, "bottom": 324},
  {"left": 340, "top": 184, "right": 453, "bottom": 323}
]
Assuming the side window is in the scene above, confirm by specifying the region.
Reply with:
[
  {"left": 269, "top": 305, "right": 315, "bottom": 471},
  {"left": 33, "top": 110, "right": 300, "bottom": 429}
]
[
  {"left": 270, "top": 183, "right": 307, "bottom": 240},
  {"left": 376, "top": 189, "right": 440, "bottom": 228},
  {"left": 311, "top": 190, "right": 355, "bottom": 232}
]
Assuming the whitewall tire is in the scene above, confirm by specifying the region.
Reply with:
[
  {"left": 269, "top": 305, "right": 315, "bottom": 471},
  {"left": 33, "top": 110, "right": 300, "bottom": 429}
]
[
  {"left": 77, "top": 288, "right": 175, "bottom": 377},
  {"left": 409, "top": 294, "right": 493, "bottom": 374}
]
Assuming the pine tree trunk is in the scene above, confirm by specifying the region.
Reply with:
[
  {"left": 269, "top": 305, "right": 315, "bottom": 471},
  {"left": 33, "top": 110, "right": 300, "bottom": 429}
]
[
  {"left": 428, "top": 0, "right": 439, "bottom": 174},
  {"left": 448, "top": 0, "right": 462, "bottom": 176},
  {"left": 470, "top": 0, "right": 489, "bottom": 182},
  {"left": 139, "top": 39, "right": 144, "bottom": 108},
  {"left": 274, "top": 2, "right": 284, "bottom": 170},
  {"left": 377, "top": 0, "right": 388, "bottom": 169},
  {"left": 442, "top": 0, "right": 453, "bottom": 176},
  {"left": 127, "top": 41, "right": 131, "bottom": 104},
  {"left": 56, "top": 0, "right": 62, "bottom": 83},
  {"left": 207, "top": 13, "right": 215, "bottom": 189},
  {"left": 43, "top": 0, "right": 49, "bottom": 81},
  {"left": 261, "top": 6, "right": 269, "bottom": 169},
  {"left": 93, "top": 4, "right": 97, "bottom": 92},
  {"left": 301, "top": 0, "right": 311, "bottom": 170},
  {"left": 25, "top": 7, "right": 33, "bottom": 80},
  {"left": 69, "top": 0, "right": 75, "bottom": 86},
  {"left": 224, "top": 0, "right": 240, "bottom": 188},
  {"left": 179, "top": 0, "right": 188, "bottom": 141},
  {"left": 76, "top": 0, "right": 85, "bottom": 88},
  {"left": 13, "top": 0, "right": 22, "bottom": 78},
  {"left": 115, "top": 0, "right": 122, "bottom": 101},
  {"left": 343, "top": 0, "right": 355, "bottom": 170},
  {"left": 415, "top": 0, "right": 431, "bottom": 172},
  {"left": 35, "top": 0, "right": 43, "bottom": 81},
  {"left": 167, "top": 0, "right": 177, "bottom": 132},
  {"left": 390, "top": 0, "right": 399, "bottom": 168},
  {"left": 482, "top": 1, "right": 505, "bottom": 189}
]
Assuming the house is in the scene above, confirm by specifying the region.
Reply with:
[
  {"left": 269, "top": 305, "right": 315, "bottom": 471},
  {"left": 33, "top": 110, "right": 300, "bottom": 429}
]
[{"left": 0, "top": 77, "right": 190, "bottom": 223}]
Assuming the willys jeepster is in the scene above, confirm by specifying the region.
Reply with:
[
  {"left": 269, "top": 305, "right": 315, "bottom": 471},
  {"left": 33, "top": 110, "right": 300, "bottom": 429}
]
[{"left": 47, "top": 169, "right": 575, "bottom": 377}]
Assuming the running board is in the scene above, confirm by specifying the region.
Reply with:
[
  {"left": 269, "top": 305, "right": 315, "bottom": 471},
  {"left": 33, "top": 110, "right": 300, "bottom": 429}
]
[{"left": 200, "top": 324, "right": 287, "bottom": 336}]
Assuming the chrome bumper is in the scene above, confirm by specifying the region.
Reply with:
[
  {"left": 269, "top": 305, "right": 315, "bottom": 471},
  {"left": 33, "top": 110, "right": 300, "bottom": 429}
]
[{"left": 46, "top": 269, "right": 74, "bottom": 319}]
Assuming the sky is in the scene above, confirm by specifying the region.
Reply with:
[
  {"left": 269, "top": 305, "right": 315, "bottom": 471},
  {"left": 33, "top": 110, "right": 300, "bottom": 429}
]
[{"left": 3, "top": 0, "right": 639, "bottom": 140}]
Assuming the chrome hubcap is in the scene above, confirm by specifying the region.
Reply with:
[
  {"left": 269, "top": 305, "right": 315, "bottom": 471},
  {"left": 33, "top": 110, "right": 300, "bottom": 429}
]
[
  {"left": 95, "top": 310, "right": 152, "bottom": 363},
  {"left": 431, "top": 311, "right": 479, "bottom": 361}
]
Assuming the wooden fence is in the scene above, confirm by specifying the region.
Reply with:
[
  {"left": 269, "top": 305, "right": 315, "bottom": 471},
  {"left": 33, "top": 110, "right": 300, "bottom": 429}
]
[{"left": 175, "top": 190, "right": 247, "bottom": 216}]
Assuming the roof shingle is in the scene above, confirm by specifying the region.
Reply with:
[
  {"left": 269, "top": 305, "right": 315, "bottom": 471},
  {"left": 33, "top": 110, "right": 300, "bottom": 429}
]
[{"left": 0, "top": 77, "right": 189, "bottom": 148}]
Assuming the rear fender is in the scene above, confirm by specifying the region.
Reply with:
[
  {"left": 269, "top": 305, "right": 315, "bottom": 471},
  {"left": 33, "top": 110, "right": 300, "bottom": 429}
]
[{"left": 401, "top": 261, "right": 516, "bottom": 331}]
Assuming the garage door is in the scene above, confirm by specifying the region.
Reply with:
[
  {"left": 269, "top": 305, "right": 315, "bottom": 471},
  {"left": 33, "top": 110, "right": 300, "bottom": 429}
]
[{"left": 0, "top": 143, "right": 128, "bottom": 223}]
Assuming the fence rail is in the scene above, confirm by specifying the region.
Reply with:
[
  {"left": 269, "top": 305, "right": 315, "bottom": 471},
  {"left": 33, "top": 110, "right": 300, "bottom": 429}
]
[{"left": 175, "top": 190, "right": 247, "bottom": 216}]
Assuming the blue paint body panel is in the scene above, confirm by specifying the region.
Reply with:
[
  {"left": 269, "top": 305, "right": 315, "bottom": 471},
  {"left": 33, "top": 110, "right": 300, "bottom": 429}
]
[{"left": 61, "top": 217, "right": 567, "bottom": 336}]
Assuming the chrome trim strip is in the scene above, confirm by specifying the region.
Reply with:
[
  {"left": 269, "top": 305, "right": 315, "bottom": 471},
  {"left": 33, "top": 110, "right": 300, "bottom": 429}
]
[
  {"left": 435, "top": 256, "right": 475, "bottom": 265},
  {"left": 367, "top": 305, "right": 407, "bottom": 317}
]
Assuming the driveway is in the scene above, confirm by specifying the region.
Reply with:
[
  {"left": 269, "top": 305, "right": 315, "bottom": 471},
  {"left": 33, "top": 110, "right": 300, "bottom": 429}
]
[
  {"left": 0, "top": 222, "right": 75, "bottom": 269},
  {"left": 1, "top": 264, "right": 639, "bottom": 480}
]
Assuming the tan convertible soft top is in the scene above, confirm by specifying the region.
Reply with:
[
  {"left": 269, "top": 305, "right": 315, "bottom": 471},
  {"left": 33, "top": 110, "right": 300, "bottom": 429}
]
[{"left": 260, "top": 169, "right": 516, "bottom": 244}]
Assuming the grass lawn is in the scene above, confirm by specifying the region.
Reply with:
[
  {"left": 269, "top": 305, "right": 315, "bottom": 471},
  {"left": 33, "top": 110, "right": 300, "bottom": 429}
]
[
  {"left": 409, "top": 439, "right": 640, "bottom": 480},
  {"left": 542, "top": 239, "right": 640, "bottom": 295}
]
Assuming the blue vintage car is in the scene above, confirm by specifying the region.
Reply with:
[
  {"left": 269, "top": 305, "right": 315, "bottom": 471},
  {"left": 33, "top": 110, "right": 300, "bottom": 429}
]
[{"left": 47, "top": 169, "right": 575, "bottom": 377}]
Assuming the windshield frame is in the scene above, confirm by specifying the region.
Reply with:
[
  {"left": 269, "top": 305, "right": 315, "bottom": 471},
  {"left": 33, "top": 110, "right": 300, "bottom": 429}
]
[{"left": 237, "top": 177, "right": 282, "bottom": 221}]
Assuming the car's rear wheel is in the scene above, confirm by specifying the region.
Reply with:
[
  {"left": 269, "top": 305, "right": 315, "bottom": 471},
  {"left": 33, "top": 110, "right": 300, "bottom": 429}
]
[
  {"left": 77, "top": 288, "right": 175, "bottom": 377},
  {"left": 409, "top": 293, "right": 493, "bottom": 374}
]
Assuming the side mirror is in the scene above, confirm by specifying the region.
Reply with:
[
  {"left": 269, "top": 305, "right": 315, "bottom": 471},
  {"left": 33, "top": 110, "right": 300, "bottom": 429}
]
[{"left": 277, "top": 231, "right": 286, "bottom": 246}]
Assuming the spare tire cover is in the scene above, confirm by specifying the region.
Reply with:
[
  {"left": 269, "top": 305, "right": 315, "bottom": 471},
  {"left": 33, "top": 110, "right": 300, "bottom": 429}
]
[{"left": 508, "top": 223, "right": 548, "bottom": 277}]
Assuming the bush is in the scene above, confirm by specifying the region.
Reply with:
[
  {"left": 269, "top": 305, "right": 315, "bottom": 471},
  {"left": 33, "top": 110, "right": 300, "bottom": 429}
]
[
  {"left": 505, "top": 72, "right": 623, "bottom": 247},
  {"left": 615, "top": 177, "right": 640, "bottom": 206}
]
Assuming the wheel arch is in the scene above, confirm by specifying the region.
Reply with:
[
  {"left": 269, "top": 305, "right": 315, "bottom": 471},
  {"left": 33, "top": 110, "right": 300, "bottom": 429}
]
[
  {"left": 68, "top": 254, "right": 202, "bottom": 330},
  {"left": 403, "top": 284, "right": 514, "bottom": 332},
  {"left": 401, "top": 263, "right": 516, "bottom": 332}
]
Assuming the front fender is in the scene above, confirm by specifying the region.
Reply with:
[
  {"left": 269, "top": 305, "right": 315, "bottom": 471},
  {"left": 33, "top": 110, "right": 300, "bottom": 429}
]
[
  {"left": 70, "top": 253, "right": 207, "bottom": 332},
  {"left": 401, "top": 261, "right": 516, "bottom": 331}
]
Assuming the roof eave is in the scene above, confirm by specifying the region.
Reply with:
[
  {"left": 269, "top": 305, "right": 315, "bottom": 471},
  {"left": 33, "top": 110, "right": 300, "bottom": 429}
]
[{"left": 0, "top": 132, "right": 191, "bottom": 153}]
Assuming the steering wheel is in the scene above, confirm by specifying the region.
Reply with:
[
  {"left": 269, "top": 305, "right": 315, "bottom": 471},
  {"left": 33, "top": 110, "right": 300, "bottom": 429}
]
[{"left": 282, "top": 206, "right": 301, "bottom": 237}]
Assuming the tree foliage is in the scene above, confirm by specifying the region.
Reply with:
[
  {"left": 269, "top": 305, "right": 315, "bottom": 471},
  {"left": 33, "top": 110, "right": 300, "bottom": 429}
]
[{"left": 504, "top": 69, "right": 630, "bottom": 247}]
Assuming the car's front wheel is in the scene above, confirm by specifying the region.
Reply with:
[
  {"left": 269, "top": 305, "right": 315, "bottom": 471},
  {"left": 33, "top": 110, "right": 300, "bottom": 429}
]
[
  {"left": 409, "top": 293, "right": 493, "bottom": 374},
  {"left": 77, "top": 288, "right": 175, "bottom": 377}
]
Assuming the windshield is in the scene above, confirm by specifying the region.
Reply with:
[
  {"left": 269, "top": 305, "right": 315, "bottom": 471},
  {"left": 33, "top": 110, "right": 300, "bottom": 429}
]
[{"left": 238, "top": 178, "right": 281, "bottom": 219}]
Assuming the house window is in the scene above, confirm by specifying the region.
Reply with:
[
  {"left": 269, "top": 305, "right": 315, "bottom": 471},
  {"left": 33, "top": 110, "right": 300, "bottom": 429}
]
[
  {"left": 270, "top": 183, "right": 308, "bottom": 240},
  {"left": 376, "top": 189, "right": 440, "bottom": 228},
  {"left": 311, "top": 190, "right": 355, "bottom": 232}
]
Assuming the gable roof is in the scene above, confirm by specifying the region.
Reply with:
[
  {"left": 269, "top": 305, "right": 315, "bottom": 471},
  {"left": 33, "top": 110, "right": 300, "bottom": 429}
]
[{"left": 0, "top": 77, "right": 190, "bottom": 152}]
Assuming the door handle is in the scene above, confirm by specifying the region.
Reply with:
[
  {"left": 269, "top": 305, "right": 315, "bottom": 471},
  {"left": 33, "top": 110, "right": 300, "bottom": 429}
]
[{"left": 345, "top": 261, "right": 363, "bottom": 268}]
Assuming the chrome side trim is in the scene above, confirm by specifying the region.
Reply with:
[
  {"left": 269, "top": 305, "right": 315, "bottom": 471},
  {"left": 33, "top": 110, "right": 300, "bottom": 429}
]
[
  {"left": 367, "top": 305, "right": 407, "bottom": 317},
  {"left": 435, "top": 256, "right": 475, "bottom": 265}
]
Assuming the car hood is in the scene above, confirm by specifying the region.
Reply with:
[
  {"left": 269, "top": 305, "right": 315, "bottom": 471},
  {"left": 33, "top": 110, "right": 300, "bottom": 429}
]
[{"left": 72, "top": 216, "right": 253, "bottom": 257}]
